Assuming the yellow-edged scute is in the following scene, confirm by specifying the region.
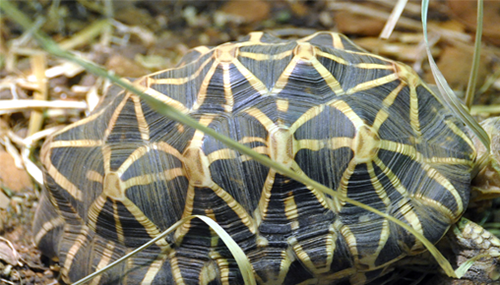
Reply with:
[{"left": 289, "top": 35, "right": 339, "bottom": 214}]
[{"left": 34, "top": 32, "right": 476, "bottom": 284}]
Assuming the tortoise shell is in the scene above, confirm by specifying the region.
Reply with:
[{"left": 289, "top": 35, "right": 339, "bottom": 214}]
[{"left": 34, "top": 32, "right": 476, "bottom": 284}]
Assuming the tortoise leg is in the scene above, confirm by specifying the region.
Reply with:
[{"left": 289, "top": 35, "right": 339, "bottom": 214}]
[
  {"left": 447, "top": 218, "right": 500, "bottom": 283},
  {"left": 429, "top": 218, "right": 500, "bottom": 284}
]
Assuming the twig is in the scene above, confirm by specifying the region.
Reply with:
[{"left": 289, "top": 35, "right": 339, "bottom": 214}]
[{"left": 0, "top": 100, "right": 87, "bottom": 113}]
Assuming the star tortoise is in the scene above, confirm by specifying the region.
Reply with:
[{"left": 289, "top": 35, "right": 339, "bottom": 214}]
[{"left": 34, "top": 31, "right": 496, "bottom": 284}]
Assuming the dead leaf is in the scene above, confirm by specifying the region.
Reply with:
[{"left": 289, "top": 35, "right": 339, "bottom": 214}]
[
  {"left": 0, "top": 150, "right": 32, "bottom": 193},
  {"left": 0, "top": 237, "right": 21, "bottom": 266}
]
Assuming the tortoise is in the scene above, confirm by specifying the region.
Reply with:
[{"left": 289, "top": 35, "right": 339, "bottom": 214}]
[{"left": 33, "top": 31, "right": 500, "bottom": 284}]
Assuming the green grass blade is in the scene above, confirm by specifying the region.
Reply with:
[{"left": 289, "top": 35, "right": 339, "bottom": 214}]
[
  {"left": 464, "top": 0, "right": 483, "bottom": 108},
  {"left": 421, "top": 0, "right": 490, "bottom": 153}
]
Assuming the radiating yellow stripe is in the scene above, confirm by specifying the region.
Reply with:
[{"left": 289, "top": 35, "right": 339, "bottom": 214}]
[
  {"left": 444, "top": 120, "right": 476, "bottom": 157},
  {"left": 34, "top": 216, "right": 65, "bottom": 245},
  {"left": 232, "top": 59, "right": 269, "bottom": 96},
  {"left": 330, "top": 100, "right": 365, "bottom": 128},
  {"left": 372, "top": 109, "right": 390, "bottom": 133},
  {"left": 169, "top": 251, "right": 185, "bottom": 284},
  {"left": 423, "top": 156, "right": 473, "bottom": 165},
  {"left": 413, "top": 194, "right": 456, "bottom": 222},
  {"left": 316, "top": 50, "right": 350, "bottom": 65},
  {"left": 222, "top": 63, "right": 233, "bottom": 113},
  {"left": 269, "top": 55, "right": 298, "bottom": 95},
  {"left": 409, "top": 86, "right": 422, "bottom": 138},
  {"left": 247, "top": 31, "right": 264, "bottom": 43},
  {"left": 90, "top": 240, "right": 116, "bottom": 285},
  {"left": 316, "top": 50, "right": 391, "bottom": 73},
  {"left": 276, "top": 99, "right": 289, "bottom": 112},
  {"left": 177, "top": 184, "right": 195, "bottom": 239},
  {"left": 210, "top": 183, "right": 256, "bottom": 233},
  {"left": 371, "top": 83, "right": 405, "bottom": 132},
  {"left": 284, "top": 194, "right": 298, "bottom": 220},
  {"left": 190, "top": 116, "right": 214, "bottom": 150},
  {"left": 123, "top": 168, "right": 185, "bottom": 189},
  {"left": 340, "top": 224, "right": 359, "bottom": 263},
  {"left": 206, "top": 148, "right": 238, "bottom": 163},
  {"left": 256, "top": 170, "right": 277, "bottom": 221},
  {"left": 121, "top": 198, "right": 170, "bottom": 249},
  {"left": 373, "top": 219, "right": 390, "bottom": 267},
  {"left": 339, "top": 48, "right": 398, "bottom": 65},
  {"left": 310, "top": 57, "right": 345, "bottom": 95},
  {"left": 141, "top": 257, "right": 166, "bottom": 285},
  {"left": 192, "top": 46, "right": 211, "bottom": 54},
  {"left": 290, "top": 105, "right": 324, "bottom": 133},
  {"left": 238, "top": 50, "right": 293, "bottom": 61},
  {"left": 239, "top": 136, "right": 267, "bottom": 145},
  {"left": 143, "top": 87, "right": 189, "bottom": 114},
  {"left": 419, "top": 166, "right": 463, "bottom": 217},
  {"left": 192, "top": 59, "right": 220, "bottom": 111},
  {"left": 117, "top": 145, "right": 150, "bottom": 174},
  {"left": 86, "top": 170, "right": 103, "bottom": 182},
  {"left": 245, "top": 108, "right": 277, "bottom": 131},
  {"left": 372, "top": 156, "right": 411, "bottom": 198},
  {"left": 153, "top": 141, "right": 184, "bottom": 161},
  {"left": 396, "top": 201, "right": 424, "bottom": 244},
  {"left": 366, "top": 162, "right": 391, "bottom": 206},
  {"left": 355, "top": 63, "right": 394, "bottom": 69},
  {"left": 49, "top": 139, "right": 103, "bottom": 148},
  {"left": 240, "top": 146, "right": 268, "bottom": 162},
  {"left": 46, "top": 164, "right": 83, "bottom": 201},
  {"left": 103, "top": 93, "right": 130, "bottom": 140},
  {"left": 87, "top": 195, "right": 108, "bottom": 233},
  {"left": 62, "top": 226, "right": 90, "bottom": 280},
  {"left": 297, "top": 137, "right": 352, "bottom": 151},
  {"left": 102, "top": 144, "right": 112, "bottom": 173},
  {"left": 150, "top": 55, "right": 214, "bottom": 85},
  {"left": 337, "top": 159, "right": 357, "bottom": 208},
  {"left": 291, "top": 161, "right": 329, "bottom": 210},
  {"left": 379, "top": 140, "right": 464, "bottom": 216},
  {"left": 113, "top": 202, "right": 125, "bottom": 245},
  {"left": 291, "top": 242, "right": 314, "bottom": 271},
  {"left": 382, "top": 82, "right": 405, "bottom": 107},
  {"left": 346, "top": 73, "right": 399, "bottom": 95},
  {"left": 380, "top": 140, "right": 417, "bottom": 158},
  {"left": 132, "top": 94, "right": 150, "bottom": 141},
  {"left": 332, "top": 33, "right": 344, "bottom": 49}
]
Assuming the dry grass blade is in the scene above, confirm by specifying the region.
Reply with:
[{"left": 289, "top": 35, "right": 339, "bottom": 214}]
[
  {"left": 28, "top": 54, "right": 48, "bottom": 136},
  {"left": 471, "top": 104, "right": 500, "bottom": 116},
  {"left": 0, "top": 237, "right": 22, "bottom": 266},
  {"left": 20, "top": 147, "right": 43, "bottom": 185},
  {"left": 1, "top": 136, "right": 22, "bottom": 169},
  {"left": 380, "top": 0, "right": 408, "bottom": 39},
  {"left": 329, "top": 1, "right": 471, "bottom": 42},
  {"left": 0, "top": 100, "right": 87, "bottom": 114},
  {"left": 58, "top": 19, "right": 110, "bottom": 50}
]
